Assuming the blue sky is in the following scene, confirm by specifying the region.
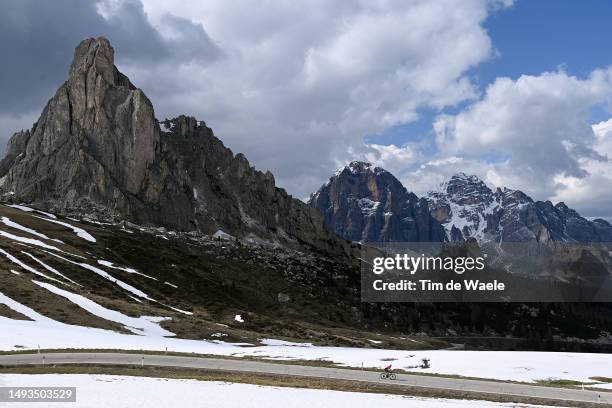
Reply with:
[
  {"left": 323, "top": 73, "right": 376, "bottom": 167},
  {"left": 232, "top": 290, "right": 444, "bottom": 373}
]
[
  {"left": 481, "top": 1, "right": 612, "bottom": 82},
  {"left": 483, "top": 0, "right": 612, "bottom": 126},
  {"left": 370, "top": 0, "right": 612, "bottom": 150}
]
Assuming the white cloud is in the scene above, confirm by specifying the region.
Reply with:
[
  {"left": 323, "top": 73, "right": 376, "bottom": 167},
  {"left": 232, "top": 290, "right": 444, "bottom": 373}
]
[
  {"left": 426, "top": 69, "right": 612, "bottom": 213},
  {"left": 361, "top": 143, "right": 418, "bottom": 175},
  {"left": 550, "top": 119, "right": 612, "bottom": 216},
  {"left": 403, "top": 156, "right": 500, "bottom": 196},
  {"left": 118, "top": 0, "right": 512, "bottom": 197}
]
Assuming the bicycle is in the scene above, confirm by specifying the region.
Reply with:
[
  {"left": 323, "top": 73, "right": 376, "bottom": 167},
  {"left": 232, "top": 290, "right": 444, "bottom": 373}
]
[{"left": 380, "top": 371, "right": 397, "bottom": 380}]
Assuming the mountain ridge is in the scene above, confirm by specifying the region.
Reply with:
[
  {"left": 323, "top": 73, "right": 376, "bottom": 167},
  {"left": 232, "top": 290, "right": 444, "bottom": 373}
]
[
  {"left": 310, "top": 161, "right": 612, "bottom": 244},
  {"left": 0, "top": 37, "right": 349, "bottom": 256},
  {"left": 427, "top": 172, "right": 612, "bottom": 243}
]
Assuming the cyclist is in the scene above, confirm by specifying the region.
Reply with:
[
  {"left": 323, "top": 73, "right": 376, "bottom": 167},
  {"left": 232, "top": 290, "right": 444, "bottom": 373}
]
[{"left": 384, "top": 363, "right": 392, "bottom": 373}]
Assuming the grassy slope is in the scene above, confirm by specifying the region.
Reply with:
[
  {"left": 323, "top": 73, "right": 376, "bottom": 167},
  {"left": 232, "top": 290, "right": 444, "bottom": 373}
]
[
  {"left": 0, "top": 204, "right": 442, "bottom": 349},
  {"left": 1, "top": 204, "right": 612, "bottom": 352}
]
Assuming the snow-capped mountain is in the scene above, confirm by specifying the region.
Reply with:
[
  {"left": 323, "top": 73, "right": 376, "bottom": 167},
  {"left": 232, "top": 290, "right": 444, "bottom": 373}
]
[
  {"left": 308, "top": 161, "right": 446, "bottom": 243},
  {"left": 427, "top": 173, "right": 498, "bottom": 242},
  {"left": 427, "top": 173, "right": 612, "bottom": 243}
]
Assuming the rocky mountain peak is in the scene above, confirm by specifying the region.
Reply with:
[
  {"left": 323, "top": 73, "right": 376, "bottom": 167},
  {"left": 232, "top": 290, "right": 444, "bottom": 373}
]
[
  {"left": 553, "top": 201, "right": 582, "bottom": 218},
  {"left": 69, "top": 37, "right": 116, "bottom": 84},
  {"left": 438, "top": 173, "right": 494, "bottom": 206},
  {"left": 0, "top": 37, "right": 348, "bottom": 256},
  {"left": 346, "top": 160, "right": 372, "bottom": 173},
  {"left": 448, "top": 172, "right": 483, "bottom": 184},
  {"left": 341, "top": 161, "right": 388, "bottom": 176},
  {"left": 445, "top": 172, "right": 487, "bottom": 189},
  {"left": 493, "top": 187, "right": 532, "bottom": 209},
  {"left": 427, "top": 173, "right": 612, "bottom": 243},
  {"left": 309, "top": 162, "right": 445, "bottom": 243}
]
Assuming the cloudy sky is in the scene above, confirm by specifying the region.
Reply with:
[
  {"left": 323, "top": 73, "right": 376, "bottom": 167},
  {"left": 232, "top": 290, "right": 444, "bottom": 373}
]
[{"left": 1, "top": 0, "right": 612, "bottom": 217}]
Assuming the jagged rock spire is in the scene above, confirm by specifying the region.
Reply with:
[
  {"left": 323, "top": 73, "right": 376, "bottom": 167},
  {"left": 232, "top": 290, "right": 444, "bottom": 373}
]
[
  {"left": 69, "top": 37, "right": 116, "bottom": 84},
  {"left": 0, "top": 37, "right": 347, "bottom": 255}
]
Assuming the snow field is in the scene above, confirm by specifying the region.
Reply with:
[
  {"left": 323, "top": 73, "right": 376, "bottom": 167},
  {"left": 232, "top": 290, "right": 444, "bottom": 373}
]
[{"left": 0, "top": 374, "right": 555, "bottom": 408}]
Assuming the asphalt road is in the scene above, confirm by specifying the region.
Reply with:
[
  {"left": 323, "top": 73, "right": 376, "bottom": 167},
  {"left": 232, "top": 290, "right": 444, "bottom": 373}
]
[{"left": 0, "top": 352, "right": 610, "bottom": 405}]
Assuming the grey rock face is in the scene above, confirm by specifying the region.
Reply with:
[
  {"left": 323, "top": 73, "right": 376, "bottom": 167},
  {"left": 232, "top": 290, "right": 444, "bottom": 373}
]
[
  {"left": 0, "top": 37, "right": 347, "bottom": 255},
  {"left": 308, "top": 161, "right": 446, "bottom": 242},
  {"left": 0, "top": 130, "right": 30, "bottom": 177},
  {"left": 426, "top": 173, "right": 612, "bottom": 243}
]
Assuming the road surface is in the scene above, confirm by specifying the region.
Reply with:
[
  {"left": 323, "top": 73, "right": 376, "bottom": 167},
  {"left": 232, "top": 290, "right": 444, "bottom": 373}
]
[{"left": 0, "top": 352, "right": 609, "bottom": 405}]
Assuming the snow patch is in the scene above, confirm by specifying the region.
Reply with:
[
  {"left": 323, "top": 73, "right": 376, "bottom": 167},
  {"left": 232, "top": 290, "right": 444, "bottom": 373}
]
[
  {"left": 22, "top": 251, "right": 80, "bottom": 285},
  {"left": 0, "top": 292, "right": 55, "bottom": 323},
  {"left": 260, "top": 338, "right": 313, "bottom": 347},
  {"left": 159, "top": 121, "right": 172, "bottom": 134},
  {"left": 0, "top": 313, "right": 609, "bottom": 383},
  {"left": 1, "top": 216, "right": 63, "bottom": 243},
  {"left": 356, "top": 198, "right": 380, "bottom": 216},
  {"left": 97, "top": 260, "right": 157, "bottom": 281},
  {"left": 0, "top": 374, "right": 541, "bottom": 408},
  {"left": 213, "top": 230, "right": 234, "bottom": 240},
  {"left": 33, "top": 280, "right": 174, "bottom": 337},
  {"left": 44, "top": 251, "right": 153, "bottom": 300},
  {"left": 6, "top": 204, "right": 57, "bottom": 218},
  {"left": 0, "top": 248, "right": 65, "bottom": 285},
  {"left": 160, "top": 304, "right": 193, "bottom": 316},
  {"left": 33, "top": 216, "right": 96, "bottom": 242},
  {"left": 0, "top": 229, "right": 66, "bottom": 253}
]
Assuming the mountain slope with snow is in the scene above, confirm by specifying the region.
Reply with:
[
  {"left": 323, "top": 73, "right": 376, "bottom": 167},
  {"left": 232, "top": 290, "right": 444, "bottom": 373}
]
[{"left": 427, "top": 173, "right": 612, "bottom": 243}]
